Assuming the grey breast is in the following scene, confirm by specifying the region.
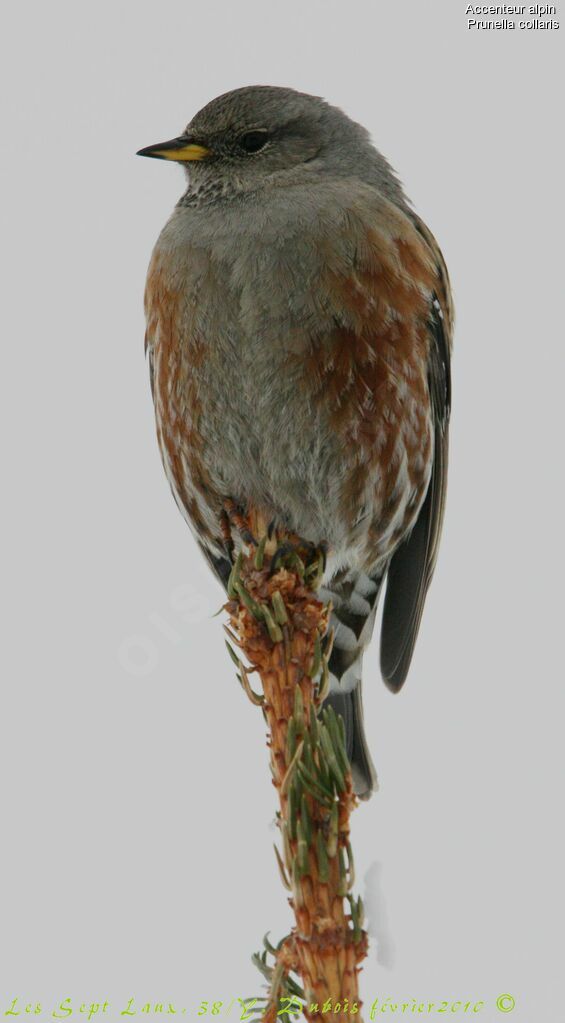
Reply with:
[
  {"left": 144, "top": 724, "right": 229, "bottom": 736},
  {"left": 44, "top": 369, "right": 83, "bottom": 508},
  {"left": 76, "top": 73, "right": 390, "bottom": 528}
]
[{"left": 156, "top": 176, "right": 382, "bottom": 552}]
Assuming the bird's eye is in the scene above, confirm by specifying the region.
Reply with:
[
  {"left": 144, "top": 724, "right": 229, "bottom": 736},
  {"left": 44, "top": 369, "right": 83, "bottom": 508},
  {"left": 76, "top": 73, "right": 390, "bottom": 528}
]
[{"left": 238, "top": 130, "right": 270, "bottom": 154}]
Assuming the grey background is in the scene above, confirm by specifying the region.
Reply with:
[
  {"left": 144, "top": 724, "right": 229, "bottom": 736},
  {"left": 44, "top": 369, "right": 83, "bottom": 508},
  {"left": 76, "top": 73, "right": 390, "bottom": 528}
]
[{"left": 1, "top": 0, "right": 563, "bottom": 1019}]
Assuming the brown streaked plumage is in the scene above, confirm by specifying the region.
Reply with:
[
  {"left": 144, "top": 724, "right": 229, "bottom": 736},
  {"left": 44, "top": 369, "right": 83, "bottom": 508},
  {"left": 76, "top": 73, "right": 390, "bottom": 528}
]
[{"left": 139, "top": 86, "right": 453, "bottom": 798}]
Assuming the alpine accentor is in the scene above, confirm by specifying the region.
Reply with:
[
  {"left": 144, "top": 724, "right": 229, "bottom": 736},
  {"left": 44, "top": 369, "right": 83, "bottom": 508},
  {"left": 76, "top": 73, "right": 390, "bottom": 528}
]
[{"left": 138, "top": 86, "right": 453, "bottom": 797}]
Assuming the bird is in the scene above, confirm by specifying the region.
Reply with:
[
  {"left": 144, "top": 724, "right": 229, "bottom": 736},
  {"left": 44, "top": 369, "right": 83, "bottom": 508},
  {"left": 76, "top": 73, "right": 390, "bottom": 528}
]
[{"left": 138, "top": 85, "right": 453, "bottom": 799}]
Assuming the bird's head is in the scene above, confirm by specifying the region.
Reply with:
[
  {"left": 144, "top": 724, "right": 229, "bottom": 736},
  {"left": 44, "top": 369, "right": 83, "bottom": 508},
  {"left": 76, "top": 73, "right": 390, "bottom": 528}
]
[{"left": 137, "top": 85, "right": 401, "bottom": 199}]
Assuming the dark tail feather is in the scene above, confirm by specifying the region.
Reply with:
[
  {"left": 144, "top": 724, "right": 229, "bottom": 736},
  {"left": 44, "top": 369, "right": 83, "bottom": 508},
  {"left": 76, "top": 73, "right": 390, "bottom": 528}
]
[{"left": 323, "top": 685, "right": 378, "bottom": 800}]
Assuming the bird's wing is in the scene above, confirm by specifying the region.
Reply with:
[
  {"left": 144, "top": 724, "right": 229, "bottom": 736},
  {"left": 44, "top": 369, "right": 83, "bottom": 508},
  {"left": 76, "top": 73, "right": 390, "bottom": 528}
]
[
  {"left": 144, "top": 328, "right": 155, "bottom": 400},
  {"left": 145, "top": 324, "right": 232, "bottom": 587},
  {"left": 379, "top": 215, "right": 453, "bottom": 691}
]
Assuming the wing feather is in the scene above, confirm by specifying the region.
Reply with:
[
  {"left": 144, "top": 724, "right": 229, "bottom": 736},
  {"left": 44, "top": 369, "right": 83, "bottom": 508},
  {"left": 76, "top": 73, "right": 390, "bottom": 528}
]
[{"left": 380, "top": 222, "right": 453, "bottom": 692}]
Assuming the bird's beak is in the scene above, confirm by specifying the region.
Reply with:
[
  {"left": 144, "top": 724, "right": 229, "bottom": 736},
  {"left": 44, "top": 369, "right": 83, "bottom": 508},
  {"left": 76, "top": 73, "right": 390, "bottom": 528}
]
[{"left": 136, "top": 135, "right": 211, "bottom": 162}]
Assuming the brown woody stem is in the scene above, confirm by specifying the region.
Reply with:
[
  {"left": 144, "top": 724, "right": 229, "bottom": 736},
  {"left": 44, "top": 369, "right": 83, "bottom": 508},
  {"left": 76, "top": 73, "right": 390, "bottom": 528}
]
[{"left": 225, "top": 537, "right": 368, "bottom": 1021}]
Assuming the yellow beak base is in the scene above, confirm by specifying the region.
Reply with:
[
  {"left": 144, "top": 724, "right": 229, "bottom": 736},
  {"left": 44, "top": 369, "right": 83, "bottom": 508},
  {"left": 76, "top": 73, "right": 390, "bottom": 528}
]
[{"left": 151, "top": 143, "right": 210, "bottom": 162}]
